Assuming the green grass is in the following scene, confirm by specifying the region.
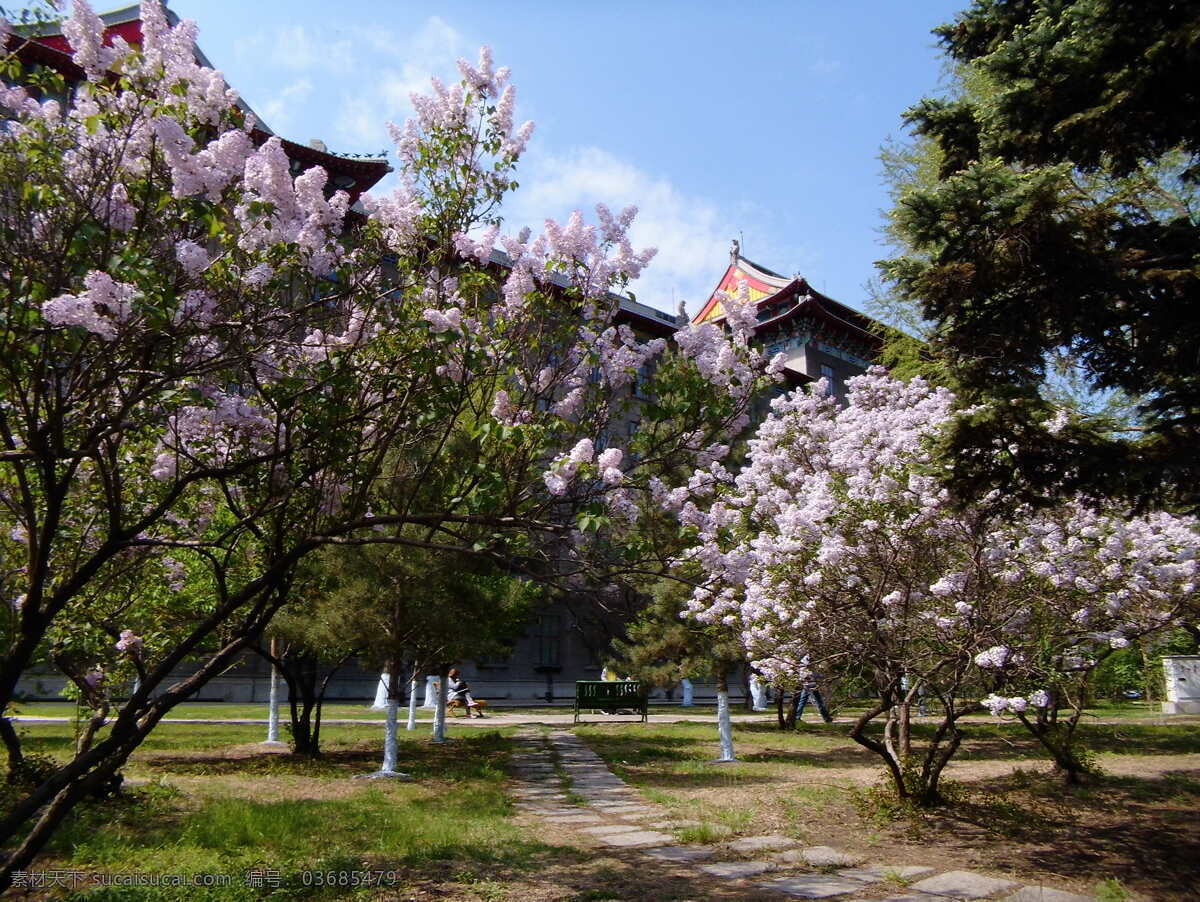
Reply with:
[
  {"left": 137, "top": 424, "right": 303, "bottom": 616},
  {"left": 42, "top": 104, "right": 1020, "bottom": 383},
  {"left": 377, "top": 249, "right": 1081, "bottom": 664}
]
[
  {"left": 9, "top": 700, "right": 723, "bottom": 721},
  {"left": 10, "top": 718, "right": 528, "bottom": 765},
  {"left": 7, "top": 727, "right": 562, "bottom": 901},
  {"left": 12, "top": 701, "right": 417, "bottom": 721}
]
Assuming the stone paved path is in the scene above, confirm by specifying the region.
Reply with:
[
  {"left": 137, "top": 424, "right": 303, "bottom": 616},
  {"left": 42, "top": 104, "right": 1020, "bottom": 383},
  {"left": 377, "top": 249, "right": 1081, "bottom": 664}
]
[{"left": 509, "top": 728, "right": 1096, "bottom": 902}]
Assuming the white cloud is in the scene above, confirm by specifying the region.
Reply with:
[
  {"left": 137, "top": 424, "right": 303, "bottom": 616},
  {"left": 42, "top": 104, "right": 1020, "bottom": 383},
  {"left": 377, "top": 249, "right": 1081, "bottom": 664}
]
[
  {"left": 506, "top": 147, "right": 736, "bottom": 315},
  {"left": 269, "top": 25, "right": 355, "bottom": 74},
  {"left": 259, "top": 78, "right": 313, "bottom": 135},
  {"left": 329, "top": 18, "right": 465, "bottom": 153}
]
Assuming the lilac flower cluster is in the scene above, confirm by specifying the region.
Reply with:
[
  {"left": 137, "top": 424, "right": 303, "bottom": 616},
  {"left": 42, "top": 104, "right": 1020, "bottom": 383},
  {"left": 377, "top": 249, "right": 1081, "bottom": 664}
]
[
  {"left": 665, "top": 369, "right": 1200, "bottom": 695},
  {"left": 41, "top": 272, "right": 137, "bottom": 340}
]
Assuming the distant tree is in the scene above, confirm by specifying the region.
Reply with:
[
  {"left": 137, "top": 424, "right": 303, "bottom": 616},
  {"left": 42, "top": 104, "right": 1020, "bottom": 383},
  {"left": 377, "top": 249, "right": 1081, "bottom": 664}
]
[
  {"left": 608, "top": 572, "right": 744, "bottom": 693},
  {"left": 321, "top": 540, "right": 540, "bottom": 762},
  {"left": 879, "top": 0, "right": 1200, "bottom": 511},
  {"left": 251, "top": 560, "right": 362, "bottom": 758}
]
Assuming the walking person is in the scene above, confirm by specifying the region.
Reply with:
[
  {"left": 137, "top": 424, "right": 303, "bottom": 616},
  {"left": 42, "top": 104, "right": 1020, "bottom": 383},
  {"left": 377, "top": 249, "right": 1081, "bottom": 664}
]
[{"left": 792, "top": 670, "right": 833, "bottom": 724}]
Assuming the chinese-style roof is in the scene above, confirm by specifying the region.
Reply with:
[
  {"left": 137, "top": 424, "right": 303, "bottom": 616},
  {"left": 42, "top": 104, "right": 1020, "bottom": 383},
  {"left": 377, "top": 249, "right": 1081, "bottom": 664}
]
[
  {"left": 692, "top": 254, "right": 791, "bottom": 324},
  {"left": 692, "top": 248, "right": 882, "bottom": 352},
  {"left": 10, "top": 4, "right": 391, "bottom": 205}
]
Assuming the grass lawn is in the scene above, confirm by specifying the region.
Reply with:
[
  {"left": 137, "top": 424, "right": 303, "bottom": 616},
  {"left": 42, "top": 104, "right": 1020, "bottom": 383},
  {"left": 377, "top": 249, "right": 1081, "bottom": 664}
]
[
  {"left": 6, "top": 711, "right": 1198, "bottom": 900},
  {"left": 8, "top": 721, "right": 570, "bottom": 901},
  {"left": 10, "top": 698, "right": 1167, "bottom": 722},
  {"left": 575, "top": 719, "right": 1200, "bottom": 901},
  {"left": 9, "top": 702, "right": 655, "bottom": 721}
]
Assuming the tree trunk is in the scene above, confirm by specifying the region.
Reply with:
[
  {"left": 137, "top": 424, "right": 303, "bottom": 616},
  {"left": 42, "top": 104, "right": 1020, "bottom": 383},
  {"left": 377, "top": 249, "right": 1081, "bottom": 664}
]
[
  {"left": 375, "top": 665, "right": 406, "bottom": 775},
  {"left": 372, "top": 671, "right": 390, "bottom": 710},
  {"left": 283, "top": 652, "right": 321, "bottom": 757},
  {"left": 264, "top": 639, "right": 284, "bottom": 745},
  {"left": 431, "top": 664, "right": 448, "bottom": 743},
  {"left": 847, "top": 698, "right": 908, "bottom": 801},
  {"left": 0, "top": 717, "right": 23, "bottom": 773},
  {"left": 1017, "top": 708, "right": 1090, "bottom": 787},
  {"left": 715, "top": 671, "right": 736, "bottom": 762},
  {"left": 406, "top": 662, "right": 419, "bottom": 731},
  {"left": 0, "top": 569, "right": 301, "bottom": 888}
]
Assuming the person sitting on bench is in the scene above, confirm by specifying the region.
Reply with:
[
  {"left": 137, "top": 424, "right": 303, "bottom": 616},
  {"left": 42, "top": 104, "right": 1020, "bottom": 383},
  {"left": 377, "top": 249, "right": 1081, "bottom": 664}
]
[{"left": 447, "top": 668, "right": 484, "bottom": 718}]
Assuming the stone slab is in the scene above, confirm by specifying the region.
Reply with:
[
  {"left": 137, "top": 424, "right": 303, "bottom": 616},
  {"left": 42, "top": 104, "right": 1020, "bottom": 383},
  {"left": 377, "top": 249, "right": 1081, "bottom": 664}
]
[
  {"left": 912, "top": 871, "right": 1019, "bottom": 899},
  {"left": 643, "top": 845, "right": 717, "bottom": 862},
  {"left": 701, "top": 861, "right": 777, "bottom": 879},
  {"left": 776, "top": 846, "right": 862, "bottom": 868},
  {"left": 579, "top": 824, "right": 642, "bottom": 836},
  {"left": 874, "top": 895, "right": 948, "bottom": 902},
  {"left": 544, "top": 814, "right": 604, "bottom": 825},
  {"left": 1002, "top": 888, "right": 1094, "bottom": 902},
  {"left": 729, "top": 834, "right": 799, "bottom": 854},
  {"left": 838, "top": 866, "right": 935, "bottom": 883},
  {"left": 600, "top": 830, "right": 677, "bottom": 847},
  {"left": 760, "top": 875, "right": 868, "bottom": 898}
]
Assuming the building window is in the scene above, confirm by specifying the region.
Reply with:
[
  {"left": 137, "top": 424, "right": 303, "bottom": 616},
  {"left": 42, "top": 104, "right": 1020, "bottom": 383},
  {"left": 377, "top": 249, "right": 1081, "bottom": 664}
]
[
  {"left": 532, "top": 615, "right": 561, "bottom": 667},
  {"left": 633, "top": 363, "right": 652, "bottom": 399},
  {"left": 819, "top": 364, "right": 837, "bottom": 397}
]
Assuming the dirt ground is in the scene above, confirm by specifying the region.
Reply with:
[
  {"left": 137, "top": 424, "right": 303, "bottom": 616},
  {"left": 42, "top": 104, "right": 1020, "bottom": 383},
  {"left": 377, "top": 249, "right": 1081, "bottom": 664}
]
[
  {"left": 571, "top": 727, "right": 1200, "bottom": 902},
  {"left": 370, "top": 726, "right": 1200, "bottom": 901}
]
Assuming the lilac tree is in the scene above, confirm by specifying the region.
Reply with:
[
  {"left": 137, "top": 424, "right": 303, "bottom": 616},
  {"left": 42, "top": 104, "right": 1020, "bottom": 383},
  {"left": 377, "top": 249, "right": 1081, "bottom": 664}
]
[
  {"left": 0, "top": 2, "right": 770, "bottom": 879},
  {"left": 671, "top": 370, "right": 1198, "bottom": 801}
]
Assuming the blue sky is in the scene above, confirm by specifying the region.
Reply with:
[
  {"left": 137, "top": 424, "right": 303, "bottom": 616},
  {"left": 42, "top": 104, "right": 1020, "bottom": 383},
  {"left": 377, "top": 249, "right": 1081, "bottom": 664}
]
[{"left": 165, "top": 0, "right": 964, "bottom": 317}]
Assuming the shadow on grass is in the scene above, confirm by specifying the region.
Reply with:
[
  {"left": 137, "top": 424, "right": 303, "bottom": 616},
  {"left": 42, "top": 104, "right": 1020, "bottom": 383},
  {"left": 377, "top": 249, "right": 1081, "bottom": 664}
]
[
  {"left": 900, "top": 767, "right": 1200, "bottom": 902},
  {"left": 617, "top": 769, "right": 785, "bottom": 790},
  {"left": 582, "top": 727, "right": 876, "bottom": 771},
  {"left": 65, "top": 845, "right": 795, "bottom": 902},
  {"left": 143, "top": 729, "right": 513, "bottom": 782}
]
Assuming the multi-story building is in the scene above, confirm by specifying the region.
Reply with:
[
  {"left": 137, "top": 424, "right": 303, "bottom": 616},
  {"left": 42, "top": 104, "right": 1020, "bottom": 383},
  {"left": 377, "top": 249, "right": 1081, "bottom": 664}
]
[{"left": 693, "top": 241, "right": 882, "bottom": 398}]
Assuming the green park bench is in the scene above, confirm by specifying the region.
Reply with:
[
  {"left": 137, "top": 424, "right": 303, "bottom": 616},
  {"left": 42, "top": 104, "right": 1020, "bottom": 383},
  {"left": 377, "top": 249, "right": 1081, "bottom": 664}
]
[{"left": 574, "top": 680, "right": 649, "bottom": 724}]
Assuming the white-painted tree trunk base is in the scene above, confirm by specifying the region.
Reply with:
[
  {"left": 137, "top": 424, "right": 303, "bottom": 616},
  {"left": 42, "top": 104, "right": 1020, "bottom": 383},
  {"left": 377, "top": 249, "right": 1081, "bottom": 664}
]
[
  {"left": 382, "top": 698, "right": 400, "bottom": 770},
  {"left": 422, "top": 674, "right": 438, "bottom": 709},
  {"left": 681, "top": 678, "right": 694, "bottom": 707},
  {"left": 371, "top": 672, "right": 390, "bottom": 709},
  {"left": 749, "top": 674, "right": 769, "bottom": 711},
  {"left": 715, "top": 689, "right": 736, "bottom": 762},
  {"left": 263, "top": 662, "right": 284, "bottom": 745},
  {"left": 406, "top": 674, "right": 418, "bottom": 731},
  {"left": 357, "top": 696, "right": 412, "bottom": 778},
  {"left": 431, "top": 673, "right": 448, "bottom": 743}
]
